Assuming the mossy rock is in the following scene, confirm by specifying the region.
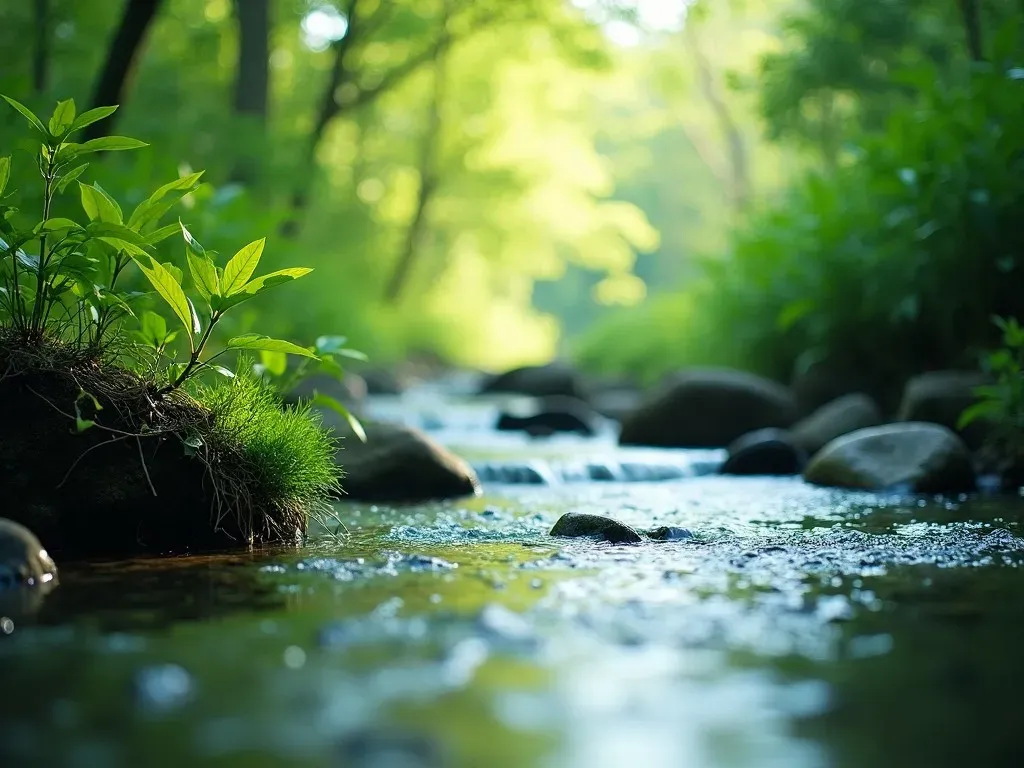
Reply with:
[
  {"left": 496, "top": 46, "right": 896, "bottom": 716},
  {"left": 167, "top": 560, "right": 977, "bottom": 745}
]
[
  {"left": 0, "top": 340, "right": 334, "bottom": 555},
  {"left": 549, "top": 513, "right": 642, "bottom": 544}
]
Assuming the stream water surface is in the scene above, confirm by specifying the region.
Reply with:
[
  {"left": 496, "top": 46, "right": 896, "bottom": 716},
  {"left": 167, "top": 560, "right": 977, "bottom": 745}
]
[{"left": 3, "top": 387, "right": 1024, "bottom": 768}]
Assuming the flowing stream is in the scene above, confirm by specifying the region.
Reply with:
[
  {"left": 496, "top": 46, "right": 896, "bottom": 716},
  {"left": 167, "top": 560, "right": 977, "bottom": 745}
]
[{"left": 2, "top": 382, "right": 1024, "bottom": 768}]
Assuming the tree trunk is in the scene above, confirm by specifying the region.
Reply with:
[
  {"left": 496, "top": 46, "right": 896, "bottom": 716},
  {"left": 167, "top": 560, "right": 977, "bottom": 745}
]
[
  {"left": 33, "top": 0, "right": 50, "bottom": 93},
  {"left": 84, "top": 0, "right": 164, "bottom": 141},
  {"left": 384, "top": 12, "right": 450, "bottom": 303},
  {"left": 957, "top": 0, "right": 984, "bottom": 61},
  {"left": 232, "top": 0, "right": 269, "bottom": 120}
]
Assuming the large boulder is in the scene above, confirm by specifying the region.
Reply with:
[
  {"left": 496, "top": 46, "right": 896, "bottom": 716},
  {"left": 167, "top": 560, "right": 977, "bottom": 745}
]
[
  {"left": 898, "top": 371, "right": 991, "bottom": 449},
  {"left": 321, "top": 411, "right": 480, "bottom": 502},
  {"left": 478, "top": 362, "right": 588, "bottom": 400},
  {"left": 803, "top": 422, "right": 975, "bottom": 493},
  {"left": 721, "top": 428, "right": 806, "bottom": 476},
  {"left": 619, "top": 368, "right": 799, "bottom": 448},
  {"left": 790, "top": 393, "right": 883, "bottom": 456}
]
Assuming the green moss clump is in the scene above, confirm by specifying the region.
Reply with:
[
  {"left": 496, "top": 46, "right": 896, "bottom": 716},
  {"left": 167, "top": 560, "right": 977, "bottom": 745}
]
[{"left": 197, "top": 371, "right": 341, "bottom": 520}]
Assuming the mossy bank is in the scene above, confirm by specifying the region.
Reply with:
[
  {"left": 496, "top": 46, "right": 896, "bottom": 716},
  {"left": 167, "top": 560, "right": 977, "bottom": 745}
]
[{"left": 0, "top": 335, "right": 339, "bottom": 555}]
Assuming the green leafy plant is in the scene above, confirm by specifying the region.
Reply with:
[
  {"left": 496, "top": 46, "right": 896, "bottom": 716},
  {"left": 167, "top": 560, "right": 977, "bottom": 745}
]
[
  {"left": 959, "top": 316, "right": 1024, "bottom": 463},
  {"left": 133, "top": 221, "right": 316, "bottom": 395},
  {"left": 253, "top": 334, "right": 369, "bottom": 441},
  {"left": 0, "top": 94, "right": 198, "bottom": 348},
  {"left": 1, "top": 94, "right": 324, "bottom": 399}
]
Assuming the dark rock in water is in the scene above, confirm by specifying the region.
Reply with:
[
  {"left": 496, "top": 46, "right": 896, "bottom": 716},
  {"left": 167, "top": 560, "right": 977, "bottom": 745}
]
[
  {"left": 478, "top": 362, "right": 588, "bottom": 400},
  {"left": 549, "top": 512, "right": 642, "bottom": 544},
  {"left": 586, "top": 376, "right": 643, "bottom": 422},
  {"left": 360, "top": 368, "right": 404, "bottom": 396},
  {"left": 790, "top": 393, "right": 882, "bottom": 456},
  {"left": 721, "top": 428, "right": 807, "bottom": 476},
  {"left": 897, "top": 371, "right": 992, "bottom": 449},
  {"left": 646, "top": 526, "right": 694, "bottom": 541},
  {"left": 619, "top": 367, "right": 798, "bottom": 448},
  {"left": 495, "top": 396, "right": 599, "bottom": 436},
  {"left": 0, "top": 518, "right": 57, "bottom": 589},
  {"left": 318, "top": 411, "right": 480, "bottom": 502},
  {"left": 803, "top": 422, "right": 976, "bottom": 493}
]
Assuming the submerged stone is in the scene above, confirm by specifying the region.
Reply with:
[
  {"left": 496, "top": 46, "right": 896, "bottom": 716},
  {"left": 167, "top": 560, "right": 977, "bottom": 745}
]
[
  {"left": 803, "top": 422, "right": 976, "bottom": 493},
  {"left": 646, "top": 526, "right": 695, "bottom": 542},
  {"left": 0, "top": 518, "right": 57, "bottom": 589},
  {"left": 549, "top": 513, "right": 642, "bottom": 544}
]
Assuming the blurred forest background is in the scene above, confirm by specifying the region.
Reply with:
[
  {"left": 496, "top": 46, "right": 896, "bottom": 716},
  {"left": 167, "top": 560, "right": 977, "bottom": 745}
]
[{"left": 1, "top": 0, "right": 1021, "bottom": 405}]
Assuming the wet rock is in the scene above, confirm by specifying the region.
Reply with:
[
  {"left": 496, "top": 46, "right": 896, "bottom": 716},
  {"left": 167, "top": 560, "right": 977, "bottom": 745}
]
[
  {"left": 803, "top": 422, "right": 976, "bottom": 493},
  {"left": 549, "top": 513, "right": 642, "bottom": 544},
  {"left": 478, "top": 362, "right": 588, "bottom": 400},
  {"left": 897, "top": 371, "right": 992, "bottom": 449},
  {"left": 0, "top": 518, "right": 57, "bottom": 588},
  {"left": 496, "top": 396, "right": 599, "bottom": 436},
  {"left": 587, "top": 377, "right": 643, "bottom": 422},
  {"left": 790, "top": 393, "right": 883, "bottom": 456},
  {"left": 619, "top": 367, "right": 798, "bottom": 448},
  {"left": 646, "top": 526, "right": 694, "bottom": 541},
  {"left": 359, "top": 368, "right": 404, "bottom": 395},
  {"left": 721, "top": 428, "right": 807, "bottom": 476},
  {"left": 319, "top": 412, "right": 480, "bottom": 502}
]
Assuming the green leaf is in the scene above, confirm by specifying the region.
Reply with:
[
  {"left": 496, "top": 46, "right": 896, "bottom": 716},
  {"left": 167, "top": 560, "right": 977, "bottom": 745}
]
[
  {"left": 315, "top": 335, "right": 348, "bottom": 355},
  {"left": 187, "top": 248, "right": 220, "bottom": 302},
  {"left": 335, "top": 348, "right": 369, "bottom": 362},
  {"left": 1, "top": 95, "right": 47, "bottom": 136},
  {"left": 74, "top": 136, "right": 148, "bottom": 155},
  {"left": 957, "top": 400, "right": 1001, "bottom": 429},
  {"left": 67, "top": 105, "right": 117, "bottom": 135},
  {"left": 210, "top": 365, "right": 235, "bottom": 379},
  {"left": 56, "top": 163, "right": 88, "bottom": 193},
  {"left": 96, "top": 236, "right": 149, "bottom": 258},
  {"left": 313, "top": 393, "right": 367, "bottom": 443},
  {"left": 127, "top": 172, "right": 204, "bottom": 231},
  {"left": 216, "top": 267, "right": 313, "bottom": 311},
  {"left": 48, "top": 98, "right": 76, "bottom": 137},
  {"left": 38, "top": 218, "right": 82, "bottom": 233},
  {"left": 187, "top": 297, "right": 201, "bottom": 335},
  {"left": 179, "top": 220, "right": 206, "bottom": 257},
  {"left": 133, "top": 256, "right": 194, "bottom": 340},
  {"left": 79, "top": 182, "right": 122, "bottom": 224},
  {"left": 259, "top": 350, "right": 288, "bottom": 376},
  {"left": 145, "top": 222, "right": 181, "bottom": 245},
  {"left": 226, "top": 334, "right": 318, "bottom": 359},
  {"left": 75, "top": 416, "right": 96, "bottom": 433},
  {"left": 222, "top": 238, "right": 266, "bottom": 295},
  {"left": 0, "top": 156, "right": 9, "bottom": 196}
]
